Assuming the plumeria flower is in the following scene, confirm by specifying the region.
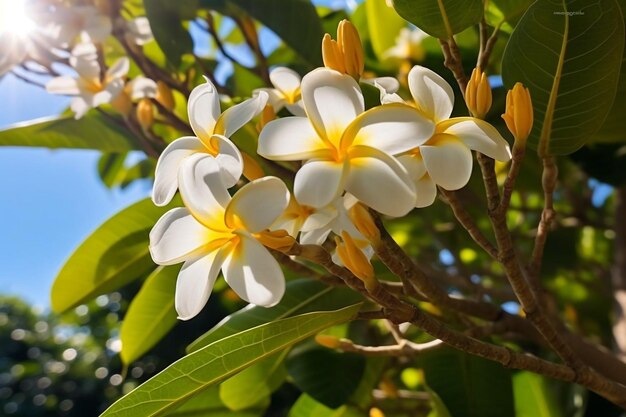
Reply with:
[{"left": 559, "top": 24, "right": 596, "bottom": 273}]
[
  {"left": 150, "top": 155, "right": 290, "bottom": 319},
  {"left": 46, "top": 43, "right": 129, "bottom": 119},
  {"left": 152, "top": 78, "right": 268, "bottom": 206},
  {"left": 383, "top": 28, "right": 429, "bottom": 62},
  {"left": 125, "top": 17, "right": 154, "bottom": 45},
  {"left": 48, "top": 5, "right": 111, "bottom": 46},
  {"left": 383, "top": 66, "right": 511, "bottom": 207},
  {"left": 254, "top": 67, "right": 305, "bottom": 116},
  {"left": 258, "top": 68, "right": 434, "bottom": 217}
]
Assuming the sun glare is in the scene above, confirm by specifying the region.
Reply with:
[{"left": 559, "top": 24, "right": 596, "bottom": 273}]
[{"left": 0, "top": 0, "right": 35, "bottom": 37}]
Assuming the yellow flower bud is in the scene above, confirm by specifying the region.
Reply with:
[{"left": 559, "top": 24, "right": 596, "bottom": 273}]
[
  {"left": 502, "top": 82, "right": 533, "bottom": 142},
  {"left": 335, "top": 232, "right": 376, "bottom": 291},
  {"left": 370, "top": 407, "right": 386, "bottom": 417},
  {"left": 255, "top": 229, "right": 296, "bottom": 253},
  {"left": 110, "top": 91, "right": 132, "bottom": 117},
  {"left": 136, "top": 98, "right": 154, "bottom": 130},
  {"left": 321, "top": 20, "right": 364, "bottom": 80},
  {"left": 156, "top": 81, "right": 175, "bottom": 110},
  {"left": 465, "top": 67, "right": 492, "bottom": 119},
  {"left": 348, "top": 203, "right": 380, "bottom": 243},
  {"left": 315, "top": 334, "right": 342, "bottom": 349}
]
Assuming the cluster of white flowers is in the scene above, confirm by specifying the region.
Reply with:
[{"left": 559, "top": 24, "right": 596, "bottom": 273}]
[{"left": 148, "top": 61, "right": 511, "bottom": 320}]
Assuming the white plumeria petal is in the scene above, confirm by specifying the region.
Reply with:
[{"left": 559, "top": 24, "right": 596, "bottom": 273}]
[
  {"left": 128, "top": 76, "right": 157, "bottom": 100},
  {"left": 70, "top": 43, "right": 100, "bottom": 80},
  {"left": 175, "top": 248, "right": 226, "bottom": 320},
  {"left": 149, "top": 208, "right": 209, "bottom": 265},
  {"left": 421, "top": 136, "right": 473, "bottom": 190},
  {"left": 188, "top": 79, "right": 221, "bottom": 142},
  {"left": 345, "top": 146, "right": 415, "bottom": 217},
  {"left": 258, "top": 117, "right": 329, "bottom": 161},
  {"left": 301, "top": 205, "right": 337, "bottom": 232},
  {"left": 178, "top": 153, "right": 231, "bottom": 226},
  {"left": 300, "top": 227, "right": 333, "bottom": 245},
  {"left": 397, "top": 154, "right": 427, "bottom": 181},
  {"left": 152, "top": 136, "right": 205, "bottom": 206},
  {"left": 212, "top": 134, "right": 244, "bottom": 187},
  {"left": 294, "top": 160, "right": 346, "bottom": 209},
  {"left": 408, "top": 65, "right": 454, "bottom": 123},
  {"left": 441, "top": 118, "right": 512, "bottom": 161},
  {"left": 92, "top": 89, "right": 114, "bottom": 108},
  {"left": 269, "top": 67, "right": 301, "bottom": 97},
  {"left": 254, "top": 88, "right": 286, "bottom": 111},
  {"left": 105, "top": 57, "right": 129, "bottom": 82},
  {"left": 70, "top": 97, "right": 90, "bottom": 119},
  {"left": 301, "top": 68, "right": 364, "bottom": 141},
  {"left": 380, "top": 91, "right": 405, "bottom": 105},
  {"left": 216, "top": 91, "right": 268, "bottom": 137},
  {"left": 126, "top": 17, "right": 153, "bottom": 45},
  {"left": 285, "top": 102, "right": 306, "bottom": 117},
  {"left": 223, "top": 237, "right": 285, "bottom": 307},
  {"left": 46, "top": 76, "right": 81, "bottom": 95},
  {"left": 347, "top": 104, "right": 435, "bottom": 155},
  {"left": 415, "top": 175, "right": 438, "bottom": 208},
  {"left": 225, "top": 177, "right": 290, "bottom": 233},
  {"left": 362, "top": 76, "right": 400, "bottom": 94}
]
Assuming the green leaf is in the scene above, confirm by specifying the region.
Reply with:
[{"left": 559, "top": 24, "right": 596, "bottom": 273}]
[
  {"left": 165, "top": 385, "right": 267, "bottom": 417},
  {"left": 229, "top": 0, "right": 324, "bottom": 67},
  {"left": 418, "top": 348, "right": 515, "bottom": 417},
  {"left": 287, "top": 346, "right": 365, "bottom": 408},
  {"left": 219, "top": 351, "right": 288, "bottom": 410},
  {"left": 288, "top": 394, "right": 364, "bottom": 417},
  {"left": 98, "top": 153, "right": 129, "bottom": 188},
  {"left": 365, "top": 0, "right": 406, "bottom": 60},
  {"left": 144, "top": 0, "right": 198, "bottom": 66},
  {"left": 100, "top": 305, "right": 362, "bottom": 417},
  {"left": 485, "top": 0, "right": 534, "bottom": 30},
  {"left": 187, "top": 279, "right": 362, "bottom": 352},
  {"left": 391, "top": 0, "right": 483, "bottom": 39},
  {"left": 501, "top": 0, "right": 625, "bottom": 155},
  {"left": 425, "top": 384, "right": 453, "bottom": 417},
  {"left": 0, "top": 114, "right": 139, "bottom": 151},
  {"left": 513, "top": 372, "right": 564, "bottom": 417},
  {"left": 51, "top": 198, "right": 176, "bottom": 313},
  {"left": 120, "top": 266, "right": 180, "bottom": 365}
]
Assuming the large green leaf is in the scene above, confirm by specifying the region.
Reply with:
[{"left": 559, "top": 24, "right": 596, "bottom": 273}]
[
  {"left": 418, "top": 348, "right": 515, "bottom": 417},
  {"left": 391, "top": 0, "right": 483, "bottom": 39},
  {"left": 187, "top": 279, "right": 362, "bottom": 352},
  {"left": 144, "top": 0, "right": 198, "bottom": 66},
  {"left": 287, "top": 346, "right": 365, "bottom": 409},
  {"left": 486, "top": 0, "right": 534, "bottom": 30},
  {"left": 513, "top": 372, "right": 564, "bottom": 417},
  {"left": 165, "top": 385, "right": 267, "bottom": 417},
  {"left": 219, "top": 351, "right": 288, "bottom": 410},
  {"left": 288, "top": 394, "right": 364, "bottom": 417},
  {"left": 120, "top": 266, "right": 180, "bottom": 365},
  {"left": 365, "top": 0, "right": 406, "bottom": 60},
  {"left": 501, "top": 0, "right": 625, "bottom": 155},
  {"left": 51, "top": 197, "right": 175, "bottom": 313},
  {"left": 0, "top": 114, "right": 139, "bottom": 151},
  {"left": 100, "top": 305, "right": 362, "bottom": 417},
  {"left": 229, "top": 0, "right": 324, "bottom": 67}
]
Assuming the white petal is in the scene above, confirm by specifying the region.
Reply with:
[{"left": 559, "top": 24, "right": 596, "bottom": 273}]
[
  {"left": 294, "top": 160, "right": 346, "bottom": 209},
  {"left": 347, "top": 104, "right": 435, "bottom": 155},
  {"left": 270, "top": 67, "right": 301, "bottom": 97},
  {"left": 223, "top": 237, "right": 285, "bottom": 307},
  {"left": 441, "top": 118, "right": 512, "bottom": 161},
  {"left": 216, "top": 91, "right": 268, "bottom": 137},
  {"left": 254, "top": 88, "right": 286, "bottom": 111},
  {"left": 188, "top": 79, "right": 221, "bottom": 142},
  {"left": 92, "top": 89, "right": 113, "bottom": 107},
  {"left": 127, "top": 17, "right": 153, "bottom": 45},
  {"left": 415, "top": 175, "right": 437, "bottom": 208},
  {"left": 300, "top": 205, "right": 337, "bottom": 232},
  {"left": 345, "top": 146, "right": 415, "bottom": 217},
  {"left": 70, "top": 43, "right": 100, "bottom": 80},
  {"left": 149, "top": 208, "right": 208, "bottom": 265},
  {"left": 178, "top": 153, "right": 231, "bottom": 226},
  {"left": 128, "top": 76, "right": 157, "bottom": 100},
  {"left": 397, "top": 154, "right": 427, "bottom": 182},
  {"left": 175, "top": 249, "right": 226, "bottom": 320},
  {"left": 421, "top": 136, "right": 473, "bottom": 190},
  {"left": 300, "top": 227, "right": 332, "bottom": 245},
  {"left": 301, "top": 68, "right": 364, "bottom": 141},
  {"left": 225, "top": 177, "right": 290, "bottom": 233},
  {"left": 213, "top": 135, "right": 244, "bottom": 187},
  {"left": 408, "top": 65, "right": 454, "bottom": 123},
  {"left": 381, "top": 92, "right": 406, "bottom": 105},
  {"left": 46, "top": 76, "right": 80, "bottom": 95},
  {"left": 258, "top": 117, "right": 328, "bottom": 161},
  {"left": 363, "top": 76, "right": 400, "bottom": 94},
  {"left": 70, "top": 97, "right": 90, "bottom": 119},
  {"left": 285, "top": 102, "right": 306, "bottom": 117},
  {"left": 152, "top": 136, "right": 205, "bottom": 206}
]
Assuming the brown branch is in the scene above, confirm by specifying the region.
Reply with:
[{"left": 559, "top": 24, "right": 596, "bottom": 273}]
[
  {"left": 439, "top": 38, "right": 468, "bottom": 95},
  {"left": 499, "top": 140, "right": 527, "bottom": 214},
  {"left": 477, "top": 19, "right": 503, "bottom": 70},
  {"left": 332, "top": 337, "right": 443, "bottom": 357}
]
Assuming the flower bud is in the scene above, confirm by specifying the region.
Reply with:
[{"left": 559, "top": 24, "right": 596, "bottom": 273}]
[
  {"left": 322, "top": 20, "right": 364, "bottom": 80},
  {"left": 465, "top": 67, "right": 492, "bottom": 119},
  {"left": 110, "top": 91, "right": 132, "bottom": 117},
  {"left": 255, "top": 229, "right": 296, "bottom": 253},
  {"left": 315, "top": 334, "right": 342, "bottom": 349},
  {"left": 348, "top": 203, "right": 380, "bottom": 243},
  {"left": 156, "top": 81, "right": 175, "bottom": 110},
  {"left": 136, "top": 98, "right": 154, "bottom": 130},
  {"left": 370, "top": 407, "right": 386, "bottom": 417},
  {"left": 335, "top": 232, "right": 376, "bottom": 291},
  {"left": 502, "top": 82, "right": 533, "bottom": 142}
]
